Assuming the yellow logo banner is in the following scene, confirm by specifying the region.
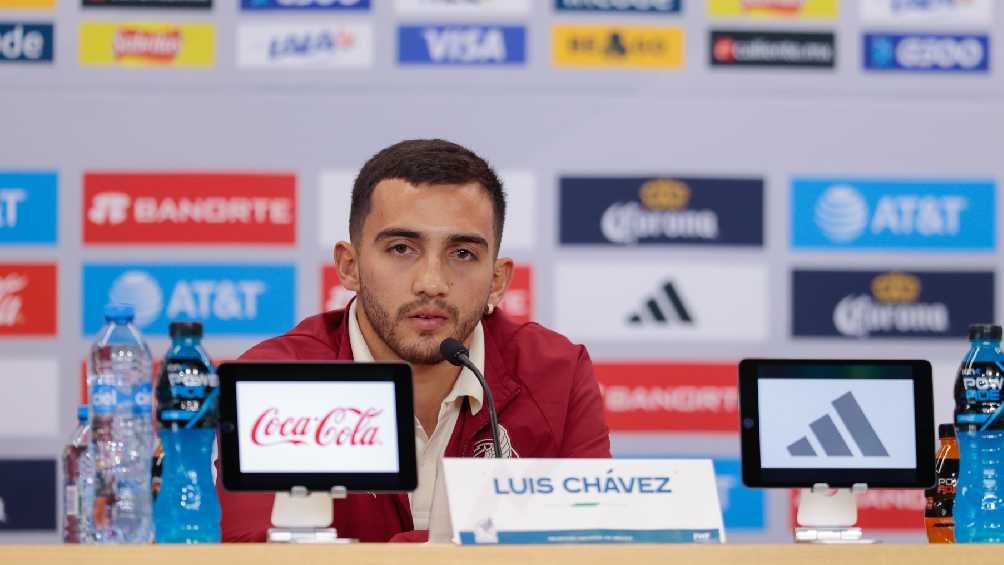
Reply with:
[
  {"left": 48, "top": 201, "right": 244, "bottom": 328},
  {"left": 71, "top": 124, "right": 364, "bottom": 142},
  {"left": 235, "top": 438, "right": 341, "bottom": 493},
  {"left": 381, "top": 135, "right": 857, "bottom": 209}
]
[
  {"left": 707, "top": 0, "right": 839, "bottom": 19},
  {"left": 79, "top": 22, "right": 214, "bottom": 68},
  {"left": 0, "top": 0, "right": 56, "bottom": 8},
  {"left": 553, "top": 25, "right": 684, "bottom": 69}
]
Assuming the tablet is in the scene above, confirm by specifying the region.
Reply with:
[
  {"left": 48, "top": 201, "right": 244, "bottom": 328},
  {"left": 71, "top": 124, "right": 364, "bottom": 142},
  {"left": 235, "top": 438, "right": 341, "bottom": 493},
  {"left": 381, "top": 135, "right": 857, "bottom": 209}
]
[
  {"left": 739, "top": 359, "right": 935, "bottom": 489},
  {"left": 217, "top": 361, "right": 418, "bottom": 493}
]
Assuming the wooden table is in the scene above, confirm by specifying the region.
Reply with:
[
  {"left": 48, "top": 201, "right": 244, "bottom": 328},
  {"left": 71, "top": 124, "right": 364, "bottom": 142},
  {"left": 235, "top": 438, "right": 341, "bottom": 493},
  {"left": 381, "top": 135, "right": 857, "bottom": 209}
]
[{"left": 1, "top": 544, "right": 1002, "bottom": 565}]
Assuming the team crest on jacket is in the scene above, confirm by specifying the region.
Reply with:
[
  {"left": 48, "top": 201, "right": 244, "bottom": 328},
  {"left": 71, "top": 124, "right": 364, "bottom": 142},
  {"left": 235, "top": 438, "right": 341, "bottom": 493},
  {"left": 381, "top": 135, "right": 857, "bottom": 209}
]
[{"left": 473, "top": 424, "right": 519, "bottom": 458}]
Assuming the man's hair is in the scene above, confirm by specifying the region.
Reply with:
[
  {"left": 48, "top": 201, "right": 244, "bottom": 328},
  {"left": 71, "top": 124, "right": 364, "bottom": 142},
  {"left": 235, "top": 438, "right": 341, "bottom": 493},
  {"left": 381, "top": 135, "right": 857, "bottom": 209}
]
[{"left": 350, "top": 139, "right": 506, "bottom": 253}]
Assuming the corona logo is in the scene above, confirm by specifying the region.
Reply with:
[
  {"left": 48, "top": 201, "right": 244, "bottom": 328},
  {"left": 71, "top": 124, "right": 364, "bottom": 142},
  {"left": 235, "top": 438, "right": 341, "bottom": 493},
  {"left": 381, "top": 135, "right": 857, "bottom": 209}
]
[
  {"left": 871, "top": 273, "right": 921, "bottom": 304},
  {"left": 640, "top": 179, "right": 690, "bottom": 211}
]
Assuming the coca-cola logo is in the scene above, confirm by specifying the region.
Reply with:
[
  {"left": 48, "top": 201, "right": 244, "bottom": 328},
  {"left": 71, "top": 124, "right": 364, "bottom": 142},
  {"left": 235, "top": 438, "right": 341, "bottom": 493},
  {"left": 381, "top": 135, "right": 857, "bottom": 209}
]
[
  {"left": 0, "top": 273, "right": 26, "bottom": 327},
  {"left": 250, "top": 406, "right": 383, "bottom": 447}
]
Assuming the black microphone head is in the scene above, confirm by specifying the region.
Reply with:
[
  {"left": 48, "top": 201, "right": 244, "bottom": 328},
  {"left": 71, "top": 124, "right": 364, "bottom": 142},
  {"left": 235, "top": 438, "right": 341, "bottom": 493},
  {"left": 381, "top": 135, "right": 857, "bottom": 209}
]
[{"left": 439, "top": 338, "right": 469, "bottom": 366}]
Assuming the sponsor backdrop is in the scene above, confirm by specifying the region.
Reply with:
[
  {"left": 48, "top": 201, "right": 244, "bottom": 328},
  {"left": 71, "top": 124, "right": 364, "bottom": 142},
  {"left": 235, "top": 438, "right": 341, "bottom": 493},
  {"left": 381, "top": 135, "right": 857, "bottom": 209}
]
[{"left": 1, "top": 0, "right": 1002, "bottom": 544}]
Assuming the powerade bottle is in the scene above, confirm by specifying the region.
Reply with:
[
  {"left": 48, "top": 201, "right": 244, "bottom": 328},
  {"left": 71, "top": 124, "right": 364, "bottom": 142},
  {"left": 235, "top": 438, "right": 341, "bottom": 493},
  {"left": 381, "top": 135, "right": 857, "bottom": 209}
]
[
  {"left": 925, "top": 424, "right": 958, "bottom": 543},
  {"left": 88, "top": 304, "right": 154, "bottom": 544},
  {"left": 953, "top": 324, "right": 1004, "bottom": 543},
  {"left": 153, "top": 321, "right": 221, "bottom": 543}
]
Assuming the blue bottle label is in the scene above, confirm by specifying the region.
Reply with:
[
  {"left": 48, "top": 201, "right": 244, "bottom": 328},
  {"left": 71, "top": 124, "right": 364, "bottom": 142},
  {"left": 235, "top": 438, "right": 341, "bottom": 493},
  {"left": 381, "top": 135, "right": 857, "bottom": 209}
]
[
  {"left": 955, "top": 361, "right": 1004, "bottom": 431},
  {"left": 91, "top": 384, "right": 117, "bottom": 416},
  {"left": 133, "top": 383, "right": 152, "bottom": 415}
]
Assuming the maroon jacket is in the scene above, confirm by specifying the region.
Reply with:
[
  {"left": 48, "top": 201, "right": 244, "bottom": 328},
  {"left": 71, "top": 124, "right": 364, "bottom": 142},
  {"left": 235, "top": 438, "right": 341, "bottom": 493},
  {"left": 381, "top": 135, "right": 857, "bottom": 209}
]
[{"left": 218, "top": 304, "right": 611, "bottom": 543}]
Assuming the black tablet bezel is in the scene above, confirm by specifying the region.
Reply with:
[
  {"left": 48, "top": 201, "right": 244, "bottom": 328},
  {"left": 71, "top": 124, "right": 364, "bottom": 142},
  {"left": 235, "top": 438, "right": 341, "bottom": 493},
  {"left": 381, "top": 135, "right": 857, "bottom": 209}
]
[
  {"left": 217, "top": 361, "right": 418, "bottom": 492},
  {"left": 739, "top": 359, "right": 935, "bottom": 489}
]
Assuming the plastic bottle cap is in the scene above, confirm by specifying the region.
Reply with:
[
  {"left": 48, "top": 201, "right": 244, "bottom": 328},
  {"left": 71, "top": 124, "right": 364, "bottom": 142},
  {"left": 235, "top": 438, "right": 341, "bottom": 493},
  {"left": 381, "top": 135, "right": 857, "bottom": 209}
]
[
  {"left": 968, "top": 323, "right": 1002, "bottom": 341},
  {"left": 103, "top": 303, "right": 136, "bottom": 323},
  {"left": 169, "top": 321, "right": 203, "bottom": 338},
  {"left": 77, "top": 405, "right": 88, "bottom": 423},
  {"left": 938, "top": 423, "right": 956, "bottom": 439}
]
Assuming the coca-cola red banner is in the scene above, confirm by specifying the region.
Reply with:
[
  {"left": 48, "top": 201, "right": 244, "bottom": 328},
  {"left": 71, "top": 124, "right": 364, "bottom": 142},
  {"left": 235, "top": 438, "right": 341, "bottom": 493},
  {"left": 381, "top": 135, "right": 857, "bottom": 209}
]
[
  {"left": 83, "top": 172, "right": 296, "bottom": 245},
  {"left": 0, "top": 264, "right": 57, "bottom": 336}
]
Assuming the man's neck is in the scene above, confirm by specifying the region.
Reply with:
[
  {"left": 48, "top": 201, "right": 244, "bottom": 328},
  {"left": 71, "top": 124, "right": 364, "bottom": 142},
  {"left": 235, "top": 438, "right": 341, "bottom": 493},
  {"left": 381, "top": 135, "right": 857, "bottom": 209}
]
[{"left": 355, "top": 302, "right": 464, "bottom": 435}]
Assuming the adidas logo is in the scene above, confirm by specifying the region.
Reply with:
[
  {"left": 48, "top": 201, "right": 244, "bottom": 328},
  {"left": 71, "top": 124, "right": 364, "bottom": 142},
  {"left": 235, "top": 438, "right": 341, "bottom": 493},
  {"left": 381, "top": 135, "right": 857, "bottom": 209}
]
[
  {"left": 787, "top": 391, "right": 889, "bottom": 458},
  {"left": 627, "top": 281, "right": 693, "bottom": 325}
]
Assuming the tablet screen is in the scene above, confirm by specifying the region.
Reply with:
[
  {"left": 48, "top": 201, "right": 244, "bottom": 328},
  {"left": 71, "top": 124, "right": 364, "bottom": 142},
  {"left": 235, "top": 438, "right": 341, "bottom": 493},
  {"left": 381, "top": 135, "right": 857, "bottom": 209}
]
[
  {"left": 757, "top": 378, "right": 916, "bottom": 470},
  {"left": 236, "top": 380, "right": 401, "bottom": 474}
]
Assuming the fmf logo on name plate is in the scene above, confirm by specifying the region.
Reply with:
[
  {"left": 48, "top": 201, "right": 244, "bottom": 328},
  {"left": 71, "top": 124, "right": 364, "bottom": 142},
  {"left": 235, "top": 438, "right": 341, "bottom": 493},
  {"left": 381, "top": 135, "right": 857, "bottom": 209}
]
[
  {"left": 0, "top": 264, "right": 56, "bottom": 336},
  {"left": 710, "top": 30, "right": 835, "bottom": 68},
  {"left": 791, "top": 270, "right": 994, "bottom": 339},
  {"left": 861, "top": 0, "right": 992, "bottom": 25},
  {"left": 0, "top": 172, "right": 57, "bottom": 244},
  {"left": 398, "top": 25, "right": 526, "bottom": 65},
  {"left": 555, "top": 263, "right": 768, "bottom": 342},
  {"left": 790, "top": 489, "right": 924, "bottom": 531},
  {"left": 555, "top": 0, "right": 681, "bottom": 12},
  {"left": 560, "top": 176, "right": 763, "bottom": 246},
  {"left": 553, "top": 25, "right": 684, "bottom": 69},
  {"left": 596, "top": 363, "right": 738, "bottom": 432},
  {"left": 0, "top": 460, "right": 56, "bottom": 531},
  {"left": 792, "top": 178, "right": 995, "bottom": 250},
  {"left": 82, "top": 263, "right": 295, "bottom": 336},
  {"left": 0, "top": 23, "right": 53, "bottom": 63},
  {"left": 78, "top": 22, "right": 214, "bottom": 68},
  {"left": 241, "top": 0, "right": 369, "bottom": 9},
  {"left": 84, "top": 172, "right": 296, "bottom": 244},
  {"left": 864, "top": 33, "right": 989, "bottom": 73},
  {"left": 396, "top": 0, "right": 530, "bottom": 15},
  {"left": 238, "top": 23, "right": 372, "bottom": 68},
  {"left": 321, "top": 263, "right": 534, "bottom": 324},
  {"left": 707, "top": 0, "right": 839, "bottom": 19}
]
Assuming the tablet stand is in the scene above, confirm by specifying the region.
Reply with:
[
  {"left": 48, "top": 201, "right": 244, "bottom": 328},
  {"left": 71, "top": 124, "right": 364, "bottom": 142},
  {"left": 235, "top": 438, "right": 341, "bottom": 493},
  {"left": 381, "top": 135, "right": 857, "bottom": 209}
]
[
  {"left": 793, "top": 483, "right": 877, "bottom": 544},
  {"left": 267, "top": 486, "right": 356, "bottom": 543}
]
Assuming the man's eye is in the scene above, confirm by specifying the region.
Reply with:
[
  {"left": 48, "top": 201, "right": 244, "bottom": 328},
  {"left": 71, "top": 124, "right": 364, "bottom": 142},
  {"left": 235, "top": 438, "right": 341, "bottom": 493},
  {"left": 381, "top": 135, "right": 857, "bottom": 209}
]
[
  {"left": 454, "top": 249, "right": 476, "bottom": 261},
  {"left": 390, "top": 244, "right": 411, "bottom": 255}
]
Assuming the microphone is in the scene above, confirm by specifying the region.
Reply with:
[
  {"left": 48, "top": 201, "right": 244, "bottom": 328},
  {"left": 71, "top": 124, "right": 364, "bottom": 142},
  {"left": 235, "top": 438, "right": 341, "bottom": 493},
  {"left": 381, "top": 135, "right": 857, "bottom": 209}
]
[{"left": 440, "top": 337, "right": 502, "bottom": 459}]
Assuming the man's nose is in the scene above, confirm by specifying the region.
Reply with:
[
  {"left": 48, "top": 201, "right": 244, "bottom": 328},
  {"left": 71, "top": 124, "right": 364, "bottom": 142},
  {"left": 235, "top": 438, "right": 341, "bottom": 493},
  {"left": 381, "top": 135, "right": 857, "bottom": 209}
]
[{"left": 412, "top": 253, "right": 449, "bottom": 297}]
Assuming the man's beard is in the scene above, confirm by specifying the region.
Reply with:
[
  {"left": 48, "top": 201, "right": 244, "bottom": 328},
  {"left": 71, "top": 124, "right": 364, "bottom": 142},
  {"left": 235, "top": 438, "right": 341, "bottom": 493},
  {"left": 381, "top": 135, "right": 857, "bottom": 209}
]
[{"left": 358, "top": 285, "right": 485, "bottom": 365}]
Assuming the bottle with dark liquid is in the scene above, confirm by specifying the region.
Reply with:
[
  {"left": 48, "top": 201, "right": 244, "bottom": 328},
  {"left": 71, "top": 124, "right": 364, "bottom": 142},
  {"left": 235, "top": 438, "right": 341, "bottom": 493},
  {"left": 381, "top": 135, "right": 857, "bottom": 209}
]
[{"left": 925, "top": 423, "right": 959, "bottom": 543}]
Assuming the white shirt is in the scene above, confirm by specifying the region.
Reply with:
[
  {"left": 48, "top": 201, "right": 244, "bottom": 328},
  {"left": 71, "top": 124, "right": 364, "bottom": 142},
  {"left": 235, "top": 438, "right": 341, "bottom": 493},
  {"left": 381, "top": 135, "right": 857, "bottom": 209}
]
[{"left": 347, "top": 299, "right": 485, "bottom": 531}]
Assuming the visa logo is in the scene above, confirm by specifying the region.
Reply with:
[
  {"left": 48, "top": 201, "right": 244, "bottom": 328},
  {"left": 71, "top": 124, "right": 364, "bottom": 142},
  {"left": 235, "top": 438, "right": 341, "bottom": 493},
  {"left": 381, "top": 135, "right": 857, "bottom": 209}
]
[
  {"left": 0, "top": 172, "right": 57, "bottom": 245},
  {"left": 791, "top": 178, "right": 995, "bottom": 250},
  {"left": 0, "top": 23, "right": 53, "bottom": 63},
  {"left": 398, "top": 25, "right": 526, "bottom": 65},
  {"left": 555, "top": 0, "right": 681, "bottom": 12},
  {"left": 82, "top": 263, "right": 295, "bottom": 336},
  {"left": 864, "top": 33, "right": 990, "bottom": 72},
  {"left": 241, "top": 0, "right": 369, "bottom": 9}
]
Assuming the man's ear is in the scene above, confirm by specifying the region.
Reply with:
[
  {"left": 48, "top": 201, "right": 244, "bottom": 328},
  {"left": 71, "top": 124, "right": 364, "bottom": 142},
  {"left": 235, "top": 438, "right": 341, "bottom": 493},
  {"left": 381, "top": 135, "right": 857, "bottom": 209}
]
[
  {"left": 488, "top": 257, "right": 515, "bottom": 310},
  {"left": 334, "top": 241, "right": 361, "bottom": 292}
]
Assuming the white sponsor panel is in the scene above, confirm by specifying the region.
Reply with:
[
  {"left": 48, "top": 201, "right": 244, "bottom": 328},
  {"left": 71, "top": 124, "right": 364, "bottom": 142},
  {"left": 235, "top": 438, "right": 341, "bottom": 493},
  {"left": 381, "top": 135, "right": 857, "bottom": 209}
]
[
  {"left": 238, "top": 23, "right": 373, "bottom": 69},
  {"left": 0, "top": 359, "right": 59, "bottom": 438},
  {"left": 319, "top": 169, "right": 535, "bottom": 252},
  {"left": 554, "top": 263, "right": 768, "bottom": 341},
  {"left": 758, "top": 378, "right": 917, "bottom": 470},
  {"left": 395, "top": 0, "right": 530, "bottom": 15},
  {"left": 861, "top": 0, "right": 992, "bottom": 24},
  {"left": 235, "top": 381, "right": 400, "bottom": 473}
]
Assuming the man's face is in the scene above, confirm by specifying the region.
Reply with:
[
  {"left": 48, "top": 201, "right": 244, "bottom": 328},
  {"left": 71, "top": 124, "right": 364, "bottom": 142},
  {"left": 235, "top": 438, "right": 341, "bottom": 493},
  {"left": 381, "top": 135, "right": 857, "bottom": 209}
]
[{"left": 346, "top": 179, "right": 500, "bottom": 365}]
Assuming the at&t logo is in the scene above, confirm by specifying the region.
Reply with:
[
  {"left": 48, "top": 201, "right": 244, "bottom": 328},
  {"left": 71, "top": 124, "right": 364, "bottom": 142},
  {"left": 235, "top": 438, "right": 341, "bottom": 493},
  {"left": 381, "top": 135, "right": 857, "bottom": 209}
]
[{"left": 814, "top": 184, "right": 968, "bottom": 243}]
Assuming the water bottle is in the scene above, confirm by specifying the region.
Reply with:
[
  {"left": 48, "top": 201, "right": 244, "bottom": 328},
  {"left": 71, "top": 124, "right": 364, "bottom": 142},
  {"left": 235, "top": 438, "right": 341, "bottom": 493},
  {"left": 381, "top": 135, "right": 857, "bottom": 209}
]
[
  {"left": 953, "top": 323, "right": 1004, "bottom": 543},
  {"left": 62, "top": 405, "right": 94, "bottom": 543},
  {"left": 88, "top": 303, "right": 154, "bottom": 544},
  {"left": 153, "top": 321, "right": 221, "bottom": 543}
]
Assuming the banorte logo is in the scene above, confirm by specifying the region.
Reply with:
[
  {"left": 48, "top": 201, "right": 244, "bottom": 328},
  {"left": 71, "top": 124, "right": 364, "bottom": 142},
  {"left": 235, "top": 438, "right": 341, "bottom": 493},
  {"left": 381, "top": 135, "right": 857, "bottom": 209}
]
[
  {"left": 601, "top": 179, "right": 719, "bottom": 244},
  {"left": 833, "top": 272, "right": 948, "bottom": 338},
  {"left": 113, "top": 27, "right": 181, "bottom": 63},
  {"left": 250, "top": 406, "right": 383, "bottom": 447}
]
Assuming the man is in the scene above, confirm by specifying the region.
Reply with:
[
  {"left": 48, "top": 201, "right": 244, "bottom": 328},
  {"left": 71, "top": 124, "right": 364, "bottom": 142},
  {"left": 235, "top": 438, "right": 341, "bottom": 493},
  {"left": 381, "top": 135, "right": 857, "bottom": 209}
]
[{"left": 219, "top": 139, "right": 610, "bottom": 542}]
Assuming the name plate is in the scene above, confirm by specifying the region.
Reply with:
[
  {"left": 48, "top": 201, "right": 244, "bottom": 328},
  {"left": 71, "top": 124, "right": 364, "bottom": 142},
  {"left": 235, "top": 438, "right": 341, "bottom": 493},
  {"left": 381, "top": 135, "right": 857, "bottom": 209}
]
[{"left": 441, "top": 458, "right": 724, "bottom": 545}]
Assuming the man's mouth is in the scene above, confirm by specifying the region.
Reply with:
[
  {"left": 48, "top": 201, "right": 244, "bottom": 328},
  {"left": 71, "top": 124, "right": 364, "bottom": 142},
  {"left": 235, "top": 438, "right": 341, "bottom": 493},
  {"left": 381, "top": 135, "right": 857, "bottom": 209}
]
[{"left": 407, "top": 309, "right": 450, "bottom": 331}]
